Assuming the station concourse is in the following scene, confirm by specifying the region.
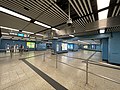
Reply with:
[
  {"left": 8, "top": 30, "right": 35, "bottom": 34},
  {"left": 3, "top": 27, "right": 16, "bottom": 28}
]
[{"left": 0, "top": 0, "right": 120, "bottom": 90}]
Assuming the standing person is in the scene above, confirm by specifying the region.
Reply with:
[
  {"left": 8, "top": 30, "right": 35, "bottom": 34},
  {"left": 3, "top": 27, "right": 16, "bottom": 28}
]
[
  {"left": 10, "top": 46, "right": 14, "bottom": 58},
  {"left": 19, "top": 44, "right": 24, "bottom": 56},
  {"left": 19, "top": 44, "right": 23, "bottom": 56},
  {"left": 22, "top": 45, "right": 24, "bottom": 54}
]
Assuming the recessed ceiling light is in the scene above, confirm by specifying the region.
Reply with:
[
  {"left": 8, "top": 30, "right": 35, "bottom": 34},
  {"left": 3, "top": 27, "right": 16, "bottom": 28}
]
[
  {"left": 34, "top": 21, "right": 51, "bottom": 28},
  {"left": 22, "top": 31, "right": 34, "bottom": 34},
  {"left": 36, "top": 33, "right": 44, "bottom": 36},
  {"left": 10, "top": 32, "right": 17, "bottom": 35},
  {"left": 0, "top": 7, "right": 31, "bottom": 21},
  {"left": 52, "top": 28, "right": 59, "bottom": 31},
  {"left": 53, "top": 37, "right": 58, "bottom": 39},
  {"left": 2, "top": 32, "right": 9, "bottom": 35},
  {"left": 69, "top": 35, "right": 74, "bottom": 37},
  {"left": 99, "top": 29, "right": 105, "bottom": 33},
  {"left": 1, "top": 26, "right": 19, "bottom": 31}
]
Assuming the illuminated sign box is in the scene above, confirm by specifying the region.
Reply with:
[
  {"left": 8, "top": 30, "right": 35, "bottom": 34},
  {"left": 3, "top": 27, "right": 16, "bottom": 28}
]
[
  {"left": 27, "top": 42, "right": 35, "bottom": 48},
  {"left": 17, "top": 33, "right": 24, "bottom": 37}
]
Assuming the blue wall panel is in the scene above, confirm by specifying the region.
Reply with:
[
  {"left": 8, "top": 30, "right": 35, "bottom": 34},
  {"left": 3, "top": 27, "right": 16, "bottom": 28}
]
[
  {"left": 36, "top": 43, "right": 46, "bottom": 50},
  {"left": 101, "top": 38, "right": 108, "bottom": 61},
  {"left": 74, "top": 44, "right": 79, "bottom": 51},
  {"left": 108, "top": 32, "right": 120, "bottom": 64},
  {"left": 96, "top": 44, "right": 101, "bottom": 51},
  {"left": 0, "top": 39, "right": 26, "bottom": 49},
  {"left": 52, "top": 40, "right": 68, "bottom": 53}
]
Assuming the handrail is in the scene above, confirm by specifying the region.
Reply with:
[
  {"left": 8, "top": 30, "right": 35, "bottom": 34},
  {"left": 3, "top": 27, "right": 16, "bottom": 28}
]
[
  {"left": 57, "top": 53, "right": 120, "bottom": 70},
  {"left": 57, "top": 60, "right": 120, "bottom": 84},
  {"left": 58, "top": 54, "right": 87, "bottom": 61},
  {"left": 58, "top": 51, "right": 96, "bottom": 61},
  {"left": 55, "top": 52, "right": 120, "bottom": 85},
  {"left": 83, "top": 61, "right": 120, "bottom": 70}
]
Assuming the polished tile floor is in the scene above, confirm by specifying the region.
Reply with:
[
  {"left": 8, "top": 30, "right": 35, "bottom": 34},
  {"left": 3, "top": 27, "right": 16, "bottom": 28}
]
[{"left": 0, "top": 50, "right": 120, "bottom": 90}]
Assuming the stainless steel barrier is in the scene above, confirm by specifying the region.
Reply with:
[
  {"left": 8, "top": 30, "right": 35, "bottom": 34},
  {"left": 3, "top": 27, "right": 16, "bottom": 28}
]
[
  {"left": 55, "top": 52, "right": 120, "bottom": 85},
  {"left": 83, "top": 60, "right": 120, "bottom": 70},
  {"left": 19, "top": 51, "right": 120, "bottom": 85},
  {"left": 86, "top": 52, "right": 96, "bottom": 84},
  {"left": 56, "top": 54, "right": 58, "bottom": 68},
  {"left": 43, "top": 52, "right": 45, "bottom": 62}
]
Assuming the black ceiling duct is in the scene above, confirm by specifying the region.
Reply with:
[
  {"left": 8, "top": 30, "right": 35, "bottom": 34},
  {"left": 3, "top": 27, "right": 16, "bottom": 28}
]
[
  {"left": 0, "top": 28, "right": 2, "bottom": 38},
  {"left": 19, "top": 30, "right": 22, "bottom": 32}
]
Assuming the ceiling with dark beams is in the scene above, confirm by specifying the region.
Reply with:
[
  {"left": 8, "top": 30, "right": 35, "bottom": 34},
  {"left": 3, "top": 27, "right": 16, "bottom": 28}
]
[{"left": 0, "top": 0, "right": 120, "bottom": 39}]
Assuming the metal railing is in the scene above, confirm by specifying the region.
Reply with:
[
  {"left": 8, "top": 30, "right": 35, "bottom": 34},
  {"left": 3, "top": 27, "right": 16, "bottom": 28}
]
[
  {"left": 55, "top": 52, "right": 120, "bottom": 85},
  {"left": 18, "top": 51, "right": 120, "bottom": 85}
]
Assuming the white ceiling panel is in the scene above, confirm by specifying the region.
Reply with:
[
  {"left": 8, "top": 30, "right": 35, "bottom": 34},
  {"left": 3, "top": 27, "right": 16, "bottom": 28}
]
[
  {"left": 24, "top": 23, "right": 46, "bottom": 33},
  {"left": 0, "top": 12, "right": 29, "bottom": 30},
  {"left": 0, "top": 0, "right": 43, "bottom": 19}
]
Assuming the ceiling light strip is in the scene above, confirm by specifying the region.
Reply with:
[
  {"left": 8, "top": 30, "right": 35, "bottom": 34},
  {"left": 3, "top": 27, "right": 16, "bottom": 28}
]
[
  {"left": 48, "top": 3, "right": 67, "bottom": 21},
  {"left": 52, "top": 28, "right": 59, "bottom": 31},
  {"left": 1, "top": 26, "right": 34, "bottom": 34},
  {"left": 42, "top": 0, "right": 66, "bottom": 21},
  {"left": 41, "top": 2, "right": 62, "bottom": 21},
  {"left": 92, "top": 14, "right": 95, "bottom": 21},
  {"left": 87, "top": 0, "right": 94, "bottom": 22},
  {"left": 69, "top": 35, "right": 74, "bottom": 37},
  {"left": 82, "top": 0, "right": 92, "bottom": 22},
  {"left": 88, "top": 0, "right": 93, "bottom": 13},
  {"left": 75, "top": 20, "right": 83, "bottom": 27},
  {"left": 50, "top": 0, "right": 68, "bottom": 19},
  {"left": 73, "top": 0, "right": 83, "bottom": 16},
  {"left": 1, "top": 26, "right": 19, "bottom": 31},
  {"left": 22, "top": 31, "right": 34, "bottom": 34},
  {"left": 81, "top": 18, "right": 86, "bottom": 24},
  {"left": 0, "top": 7, "right": 31, "bottom": 21},
  {"left": 78, "top": 0, "right": 86, "bottom": 15},
  {"left": 74, "top": 20, "right": 82, "bottom": 27},
  {"left": 83, "top": 0, "right": 89, "bottom": 14},
  {"left": 115, "top": 6, "right": 120, "bottom": 16},
  {"left": 34, "top": 21, "right": 51, "bottom": 28},
  {"left": 22, "top": 0, "right": 45, "bottom": 13},
  {"left": 36, "top": 33, "right": 44, "bottom": 36},
  {"left": 8, "top": 0, "right": 40, "bottom": 15},
  {"left": 70, "top": 0, "right": 86, "bottom": 25},
  {"left": 47, "top": 2, "right": 66, "bottom": 22},
  {"left": 76, "top": 20, "right": 85, "bottom": 27},
  {"left": 1, "top": 32, "right": 9, "bottom": 35},
  {"left": 83, "top": 17, "right": 88, "bottom": 23},
  {"left": 45, "top": 0, "right": 65, "bottom": 19},
  {"left": 89, "top": 15, "right": 92, "bottom": 22},
  {"left": 112, "top": 6, "right": 117, "bottom": 17},
  {"left": 77, "top": 19, "right": 85, "bottom": 27},
  {"left": 68, "top": 0, "right": 81, "bottom": 17}
]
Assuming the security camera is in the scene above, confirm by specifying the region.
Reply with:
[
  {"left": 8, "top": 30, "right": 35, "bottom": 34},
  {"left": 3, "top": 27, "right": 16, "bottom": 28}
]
[{"left": 67, "top": 18, "right": 72, "bottom": 26}]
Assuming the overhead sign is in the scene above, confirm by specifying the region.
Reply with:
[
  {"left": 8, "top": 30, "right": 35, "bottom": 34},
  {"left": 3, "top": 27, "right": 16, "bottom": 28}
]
[{"left": 17, "top": 33, "right": 24, "bottom": 37}]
